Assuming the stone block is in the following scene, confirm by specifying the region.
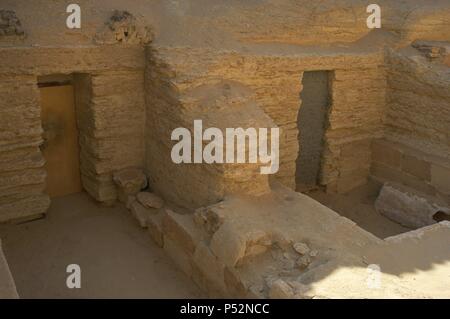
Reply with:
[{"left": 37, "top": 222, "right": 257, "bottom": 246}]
[
  {"left": 194, "top": 205, "right": 226, "bottom": 235},
  {"left": 147, "top": 212, "right": 164, "bottom": 247},
  {"left": 431, "top": 164, "right": 450, "bottom": 195},
  {"left": 402, "top": 154, "right": 431, "bottom": 182},
  {"left": 336, "top": 171, "right": 368, "bottom": 194},
  {"left": 371, "top": 162, "right": 436, "bottom": 196},
  {"left": 293, "top": 242, "right": 310, "bottom": 255},
  {"left": 136, "top": 192, "right": 164, "bottom": 209},
  {"left": 371, "top": 139, "right": 402, "bottom": 168},
  {"left": 210, "top": 223, "right": 247, "bottom": 268},
  {"left": 162, "top": 209, "right": 199, "bottom": 254},
  {"left": 192, "top": 242, "right": 226, "bottom": 295},
  {"left": 375, "top": 182, "right": 450, "bottom": 228},
  {"left": 129, "top": 201, "right": 157, "bottom": 228},
  {"left": 224, "top": 267, "right": 248, "bottom": 298},
  {"left": 163, "top": 237, "right": 192, "bottom": 278},
  {"left": 113, "top": 168, "right": 147, "bottom": 203},
  {"left": 269, "top": 279, "right": 294, "bottom": 299}
]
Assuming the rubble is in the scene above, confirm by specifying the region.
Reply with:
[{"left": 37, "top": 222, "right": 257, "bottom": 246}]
[
  {"left": 113, "top": 168, "right": 147, "bottom": 203},
  {"left": 137, "top": 192, "right": 164, "bottom": 209},
  {"left": 293, "top": 242, "right": 310, "bottom": 255}
]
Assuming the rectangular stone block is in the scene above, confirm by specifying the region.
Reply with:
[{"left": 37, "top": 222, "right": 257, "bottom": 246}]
[
  {"left": 431, "top": 164, "right": 450, "bottom": 195},
  {"left": 163, "top": 237, "right": 193, "bottom": 278},
  {"left": 371, "top": 139, "right": 402, "bottom": 169},
  {"left": 0, "top": 240, "right": 19, "bottom": 299},
  {"left": 162, "top": 209, "right": 200, "bottom": 254},
  {"left": 375, "top": 182, "right": 449, "bottom": 228},
  {"left": 371, "top": 162, "right": 436, "bottom": 196},
  {"left": 192, "top": 242, "right": 226, "bottom": 296},
  {"left": 336, "top": 173, "right": 367, "bottom": 194},
  {"left": 402, "top": 154, "right": 431, "bottom": 182},
  {"left": 147, "top": 212, "right": 164, "bottom": 248}
]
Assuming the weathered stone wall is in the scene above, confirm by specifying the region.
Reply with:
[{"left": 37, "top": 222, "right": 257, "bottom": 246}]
[
  {"left": 144, "top": 48, "right": 274, "bottom": 209},
  {"left": 1, "top": 1, "right": 449, "bottom": 223},
  {"left": 0, "top": 46, "right": 146, "bottom": 221},
  {"left": 147, "top": 46, "right": 385, "bottom": 194},
  {"left": 0, "top": 75, "right": 49, "bottom": 222},
  {"left": 385, "top": 49, "right": 450, "bottom": 159},
  {"left": 372, "top": 139, "right": 450, "bottom": 207},
  {"left": 323, "top": 67, "right": 386, "bottom": 193},
  {"left": 371, "top": 47, "right": 450, "bottom": 203},
  {"left": 76, "top": 71, "right": 145, "bottom": 203}
]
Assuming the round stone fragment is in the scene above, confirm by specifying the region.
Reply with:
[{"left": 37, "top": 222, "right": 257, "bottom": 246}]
[{"left": 293, "top": 242, "right": 310, "bottom": 255}]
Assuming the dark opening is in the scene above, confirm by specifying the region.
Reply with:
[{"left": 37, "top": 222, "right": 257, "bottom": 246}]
[
  {"left": 296, "top": 71, "right": 331, "bottom": 191},
  {"left": 433, "top": 211, "right": 450, "bottom": 222}
]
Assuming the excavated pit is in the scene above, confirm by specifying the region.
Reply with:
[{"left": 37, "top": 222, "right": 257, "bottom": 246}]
[{"left": 1, "top": 1, "right": 450, "bottom": 299}]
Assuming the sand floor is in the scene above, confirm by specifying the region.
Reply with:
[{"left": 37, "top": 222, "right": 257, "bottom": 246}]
[{"left": 0, "top": 192, "right": 203, "bottom": 298}]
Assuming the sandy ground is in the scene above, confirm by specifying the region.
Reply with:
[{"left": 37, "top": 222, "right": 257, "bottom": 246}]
[
  {"left": 306, "top": 181, "right": 411, "bottom": 239},
  {"left": 0, "top": 192, "right": 203, "bottom": 298}
]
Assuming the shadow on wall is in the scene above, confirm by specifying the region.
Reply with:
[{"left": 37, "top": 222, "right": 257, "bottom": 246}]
[{"left": 296, "top": 71, "right": 332, "bottom": 191}]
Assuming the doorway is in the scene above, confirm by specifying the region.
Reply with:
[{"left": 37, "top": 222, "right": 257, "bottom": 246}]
[
  {"left": 39, "top": 75, "right": 82, "bottom": 198},
  {"left": 296, "top": 71, "right": 331, "bottom": 191}
]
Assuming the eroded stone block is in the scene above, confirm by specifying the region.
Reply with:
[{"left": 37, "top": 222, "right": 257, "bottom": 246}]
[
  {"left": 147, "top": 212, "right": 164, "bottom": 247},
  {"left": 130, "top": 201, "right": 156, "bottom": 228},
  {"left": 162, "top": 209, "right": 200, "bottom": 254},
  {"left": 375, "top": 182, "right": 450, "bottom": 228},
  {"left": 209, "top": 223, "right": 247, "bottom": 268},
  {"left": 269, "top": 279, "right": 294, "bottom": 299},
  {"left": 431, "top": 164, "right": 450, "bottom": 195},
  {"left": 113, "top": 168, "right": 147, "bottom": 202},
  {"left": 95, "top": 10, "right": 152, "bottom": 45},
  {"left": 137, "top": 192, "right": 164, "bottom": 209},
  {"left": 193, "top": 242, "right": 226, "bottom": 294},
  {"left": 0, "top": 10, "right": 24, "bottom": 38}
]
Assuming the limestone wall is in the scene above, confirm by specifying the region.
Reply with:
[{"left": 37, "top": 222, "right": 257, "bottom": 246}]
[
  {"left": 324, "top": 67, "right": 386, "bottom": 193},
  {"left": 1, "top": 1, "right": 449, "bottom": 222},
  {"left": 0, "top": 75, "right": 49, "bottom": 222},
  {"left": 371, "top": 139, "right": 450, "bottom": 205},
  {"left": 76, "top": 71, "right": 145, "bottom": 203},
  {"left": 371, "top": 47, "right": 450, "bottom": 202},
  {"left": 147, "top": 46, "right": 385, "bottom": 195},
  {"left": 144, "top": 48, "right": 273, "bottom": 209},
  {"left": 385, "top": 49, "right": 450, "bottom": 159},
  {"left": 0, "top": 46, "right": 146, "bottom": 221}
]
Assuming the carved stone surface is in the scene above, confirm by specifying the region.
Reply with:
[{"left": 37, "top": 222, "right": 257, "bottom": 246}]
[
  {"left": 0, "top": 10, "right": 24, "bottom": 39},
  {"left": 95, "top": 10, "right": 152, "bottom": 45}
]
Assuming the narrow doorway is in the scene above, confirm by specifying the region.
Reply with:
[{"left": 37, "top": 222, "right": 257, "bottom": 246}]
[
  {"left": 38, "top": 75, "right": 82, "bottom": 198},
  {"left": 296, "top": 71, "right": 331, "bottom": 191}
]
